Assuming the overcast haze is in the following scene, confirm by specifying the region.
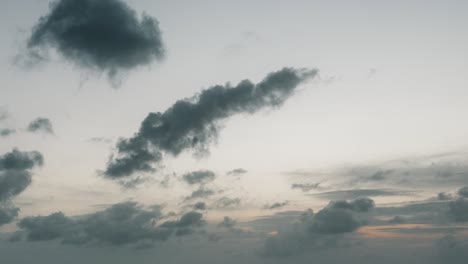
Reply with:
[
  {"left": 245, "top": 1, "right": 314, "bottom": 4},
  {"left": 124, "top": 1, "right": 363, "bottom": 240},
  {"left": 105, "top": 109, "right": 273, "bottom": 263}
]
[{"left": 1, "top": 0, "right": 468, "bottom": 263}]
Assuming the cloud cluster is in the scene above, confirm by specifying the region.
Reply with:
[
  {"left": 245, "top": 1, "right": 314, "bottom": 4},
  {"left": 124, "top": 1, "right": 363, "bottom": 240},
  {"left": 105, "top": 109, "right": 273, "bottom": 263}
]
[
  {"left": 262, "top": 197, "right": 374, "bottom": 257},
  {"left": 104, "top": 67, "right": 317, "bottom": 179},
  {"left": 26, "top": 0, "right": 165, "bottom": 83},
  {"left": 16, "top": 202, "right": 205, "bottom": 246},
  {"left": 0, "top": 149, "right": 44, "bottom": 225},
  {"left": 27, "top": 117, "right": 54, "bottom": 134}
]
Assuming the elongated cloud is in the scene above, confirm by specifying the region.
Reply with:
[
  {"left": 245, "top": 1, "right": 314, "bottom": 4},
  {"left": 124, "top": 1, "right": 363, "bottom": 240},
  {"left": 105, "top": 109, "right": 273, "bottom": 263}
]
[
  {"left": 104, "top": 67, "right": 317, "bottom": 179},
  {"left": 0, "top": 149, "right": 44, "bottom": 225},
  {"left": 26, "top": 0, "right": 165, "bottom": 83},
  {"left": 16, "top": 202, "right": 204, "bottom": 246}
]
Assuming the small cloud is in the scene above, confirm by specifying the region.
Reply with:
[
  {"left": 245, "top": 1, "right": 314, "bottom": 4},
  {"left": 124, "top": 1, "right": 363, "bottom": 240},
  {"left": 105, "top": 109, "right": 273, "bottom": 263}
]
[
  {"left": 226, "top": 168, "right": 248, "bottom": 176},
  {"left": 264, "top": 201, "right": 289, "bottom": 210},
  {"left": 0, "top": 128, "right": 16, "bottom": 137},
  {"left": 27, "top": 117, "right": 54, "bottom": 134}
]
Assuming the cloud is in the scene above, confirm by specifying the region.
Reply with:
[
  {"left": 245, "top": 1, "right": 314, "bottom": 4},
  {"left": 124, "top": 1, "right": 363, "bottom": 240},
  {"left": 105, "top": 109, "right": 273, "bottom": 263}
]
[
  {"left": 27, "top": 117, "right": 54, "bottom": 134},
  {"left": 192, "top": 202, "right": 206, "bottom": 210},
  {"left": 218, "top": 216, "right": 236, "bottom": 228},
  {"left": 104, "top": 67, "right": 317, "bottom": 179},
  {"left": 0, "top": 149, "right": 44, "bottom": 225},
  {"left": 291, "top": 183, "right": 321, "bottom": 192},
  {"left": 310, "top": 189, "right": 414, "bottom": 200},
  {"left": 0, "top": 149, "right": 44, "bottom": 201},
  {"left": 0, "top": 205, "right": 20, "bottom": 225},
  {"left": 327, "top": 197, "right": 375, "bottom": 212},
  {"left": 447, "top": 198, "right": 468, "bottom": 222},
  {"left": 264, "top": 201, "right": 289, "bottom": 210},
  {"left": 261, "top": 198, "right": 374, "bottom": 257},
  {"left": 457, "top": 187, "right": 468, "bottom": 198},
  {"left": 0, "top": 129, "right": 16, "bottom": 137},
  {"left": 213, "top": 197, "right": 241, "bottom": 209},
  {"left": 25, "top": 0, "right": 165, "bottom": 83},
  {"left": 437, "top": 192, "right": 454, "bottom": 201},
  {"left": 435, "top": 235, "right": 468, "bottom": 264},
  {"left": 16, "top": 202, "right": 204, "bottom": 246},
  {"left": 182, "top": 170, "right": 216, "bottom": 185},
  {"left": 226, "top": 168, "right": 247, "bottom": 176},
  {"left": 184, "top": 187, "right": 215, "bottom": 201}
]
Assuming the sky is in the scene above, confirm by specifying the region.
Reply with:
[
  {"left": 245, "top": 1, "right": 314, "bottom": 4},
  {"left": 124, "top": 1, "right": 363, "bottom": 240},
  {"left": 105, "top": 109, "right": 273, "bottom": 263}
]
[{"left": 1, "top": 0, "right": 468, "bottom": 263}]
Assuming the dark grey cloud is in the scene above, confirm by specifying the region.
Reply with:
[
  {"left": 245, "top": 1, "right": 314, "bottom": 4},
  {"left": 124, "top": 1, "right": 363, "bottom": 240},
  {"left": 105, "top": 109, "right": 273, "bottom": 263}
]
[
  {"left": 226, "top": 168, "right": 247, "bottom": 176},
  {"left": 437, "top": 192, "right": 454, "bottom": 201},
  {"left": 327, "top": 197, "right": 375, "bottom": 212},
  {"left": 26, "top": 0, "right": 165, "bottom": 83},
  {"left": 0, "top": 149, "right": 43, "bottom": 226},
  {"left": 264, "top": 201, "right": 289, "bottom": 210},
  {"left": 447, "top": 198, "right": 468, "bottom": 222},
  {"left": 16, "top": 202, "right": 204, "bottom": 246},
  {"left": 218, "top": 216, "right": 236, "bottom": 228},
  {"left": 291, "top": 183, "right": 321, "bottom": 192},
  {"left": 262, "top": 198, "right": 374, "bottom": 257},
  {"left": 0, "top": 205, "right": 20, "bottom": 225},
  {"left": 193, "top": 202, "right": 206, "bottom": 210},
  {"left": 435, "top": 235, "right": 468, "bottom": 264},
  {"left": 457, "top": 187, "right": 468, "bottom": 198},
  {"left": 104, "top": 67, "right": 317, "bottom": 179},
  {"left": 310, "top": 189, "right": 414, "bottom": 200},
  {"left": 182, "top": 170, "right": 215, "bottom": 185},
  {"left": 0, "top": 129, "right": 16, "bottom": 137},
  {"left": 0, "top": 149, "right": 44, "bottom": 201},
  {"left": 27, "top": 117, "right": 54, "bottom": 134}
]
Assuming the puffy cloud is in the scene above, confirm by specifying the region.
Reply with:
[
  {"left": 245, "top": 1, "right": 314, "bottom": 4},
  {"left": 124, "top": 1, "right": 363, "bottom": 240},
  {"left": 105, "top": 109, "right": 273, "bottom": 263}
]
[
  {"left": 0, "top": 148, "right": 44, "bottom": 226},
  {"left": 327, "top": 197, "right": 375, "bottom": 212},
  {"left": 218, "top": 216, "right": 236, "bottom": 228},
  {"left": 0, "top": 149, "right": 44, "bottom": 203},
  {"left": 309, "top": 208, "right": 360, "bottom": 234},
  {"left": 16, "top": 202, "right": 204, "bottom": 246},
  {"left": 182, "top": 170, "right": 215, "bottom": 185},
  {"left": 226, "top": 168, "right": 247, "bottom": 176},
  {"left": 25, "top": 0, "right": 165, "bottom": 83},
  {"left": 262, "top": 198, "right": 374, "bottom": 257},
  {"left": 264, "top": 201, "right": 289, "bottom": 210},
  {"left": 27, "top": 117, "right": 54, "bottom": 134},
  {"left": 104, "top": 67, "right": 317, "bottom": 179}
]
